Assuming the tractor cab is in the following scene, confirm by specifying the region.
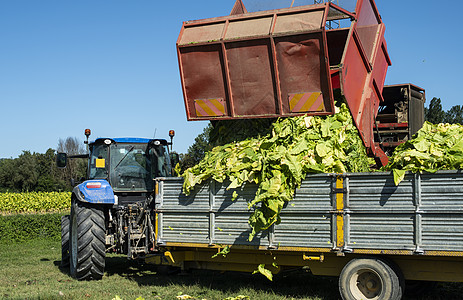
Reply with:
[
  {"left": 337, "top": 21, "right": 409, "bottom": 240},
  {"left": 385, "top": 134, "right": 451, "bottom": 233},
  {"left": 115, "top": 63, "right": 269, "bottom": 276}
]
[
  {"left": 87, "top": 138, "right": 172, "bottom": 193},
  {"left": 56, "top": 130, "right": 176, "bottom": 203}
]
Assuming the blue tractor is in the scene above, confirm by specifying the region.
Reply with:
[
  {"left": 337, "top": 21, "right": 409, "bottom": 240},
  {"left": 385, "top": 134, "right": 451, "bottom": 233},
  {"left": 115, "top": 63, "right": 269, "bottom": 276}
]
[{"left": 57, "top": 129, "right": 176, "bottom": 280}]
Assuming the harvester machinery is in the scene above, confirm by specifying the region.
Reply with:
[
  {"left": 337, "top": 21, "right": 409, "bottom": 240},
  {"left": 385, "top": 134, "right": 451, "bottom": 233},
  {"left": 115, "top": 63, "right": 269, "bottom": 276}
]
[{"left": 177, "top": 0, "right": 425, "bottom": 165}]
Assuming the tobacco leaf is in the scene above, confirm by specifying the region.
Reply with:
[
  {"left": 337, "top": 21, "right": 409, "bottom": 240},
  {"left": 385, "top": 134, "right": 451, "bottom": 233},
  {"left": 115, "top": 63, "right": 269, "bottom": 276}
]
[
  {"left": 252, "top": 264, "right": 274, "bottom": 281},
  {"left": 384, "top": 122, "right": 463, "bottom": 185},
  {"left": 182, "top": 102, "right": 372, "bottom": 240}
]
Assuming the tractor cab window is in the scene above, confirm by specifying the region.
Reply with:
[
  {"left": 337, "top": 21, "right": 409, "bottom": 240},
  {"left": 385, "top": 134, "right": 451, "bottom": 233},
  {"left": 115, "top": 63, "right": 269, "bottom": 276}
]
[
  {"left": 110, "top": 143, "right": 152, "bottom": 191},
  {"left": 88, "top": 143, "right": 109, "bottom": 179},
  {"left": 150, "top": 144, "right": 172, "bottom": 178}
]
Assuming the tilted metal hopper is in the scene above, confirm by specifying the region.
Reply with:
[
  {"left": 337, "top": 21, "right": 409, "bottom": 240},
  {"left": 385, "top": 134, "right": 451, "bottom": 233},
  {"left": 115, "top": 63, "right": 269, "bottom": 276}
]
[{"left": 177, "top": 0, "right": 391, "bottom": 164}]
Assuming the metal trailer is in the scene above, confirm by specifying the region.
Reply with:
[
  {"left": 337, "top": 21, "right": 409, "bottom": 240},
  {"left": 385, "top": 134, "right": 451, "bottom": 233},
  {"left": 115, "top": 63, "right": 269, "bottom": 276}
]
[{"left": 149, "top": 170, "right": 463, "bottom": 299}]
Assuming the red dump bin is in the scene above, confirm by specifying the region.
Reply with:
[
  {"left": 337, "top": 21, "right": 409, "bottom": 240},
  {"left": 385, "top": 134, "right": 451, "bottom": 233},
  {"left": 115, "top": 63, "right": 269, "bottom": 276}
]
[{"left": 177, "top": 0, "right": 391, "bottom": 164}]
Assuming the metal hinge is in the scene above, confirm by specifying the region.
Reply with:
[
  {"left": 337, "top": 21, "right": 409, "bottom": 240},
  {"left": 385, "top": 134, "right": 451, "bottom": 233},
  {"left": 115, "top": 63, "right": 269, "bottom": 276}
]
[{"left": 332, "top": 187, "right": 347, "bottom": 193}]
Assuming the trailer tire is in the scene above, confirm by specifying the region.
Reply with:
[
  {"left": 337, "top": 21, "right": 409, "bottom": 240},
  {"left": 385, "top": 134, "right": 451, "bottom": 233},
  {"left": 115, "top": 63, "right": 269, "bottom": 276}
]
[
  {"left": 69, "top": 199, "right": 106, "bottom": 280},
  {"left": 60, "top": 215, "right": 70, "bottom": 268},
  {"left": 339, "top": 258, "right": 403, "bottom": 300}
]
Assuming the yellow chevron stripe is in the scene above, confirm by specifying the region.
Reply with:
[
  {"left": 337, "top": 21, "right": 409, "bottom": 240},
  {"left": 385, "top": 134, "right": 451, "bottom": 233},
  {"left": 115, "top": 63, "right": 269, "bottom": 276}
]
[
  {"left": 195, "top": 100, "right": 204, "bottom": 117},
  {"left": 300, "top": 92, "right": 321, "bottom": 112},
  {"left": 289, "top": 93, "right": 304, "bottom": 111},
  {"left": 209, "top": 98, "right": 225, "bottom": 115},
  {"left": 196, "top": 100, "right": 217, "bottom": 116}
]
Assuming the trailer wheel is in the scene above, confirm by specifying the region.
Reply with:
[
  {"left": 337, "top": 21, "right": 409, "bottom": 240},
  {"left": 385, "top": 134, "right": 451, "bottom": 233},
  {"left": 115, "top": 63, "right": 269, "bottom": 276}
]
[
  {"left": 60, "top": 215, "right": 70, "bottom": 268},
  {"left": 69, "top": 199, "right": 106, "bottom": 280},
  {"left": 339, "top": 258, "right": 403, "bottom": 300}
]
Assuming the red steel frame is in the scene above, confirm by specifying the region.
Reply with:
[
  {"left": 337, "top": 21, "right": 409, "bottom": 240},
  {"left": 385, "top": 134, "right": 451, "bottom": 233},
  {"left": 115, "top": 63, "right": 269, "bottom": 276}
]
[{"left": 177, "top": 0, "right": 392, "bottom": 165}]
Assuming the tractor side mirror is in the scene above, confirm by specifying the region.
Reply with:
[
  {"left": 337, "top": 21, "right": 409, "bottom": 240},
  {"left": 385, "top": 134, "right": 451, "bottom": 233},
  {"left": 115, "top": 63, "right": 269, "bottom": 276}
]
[{"left": 56, "top": 152, "right": 67, "bottom": 168}]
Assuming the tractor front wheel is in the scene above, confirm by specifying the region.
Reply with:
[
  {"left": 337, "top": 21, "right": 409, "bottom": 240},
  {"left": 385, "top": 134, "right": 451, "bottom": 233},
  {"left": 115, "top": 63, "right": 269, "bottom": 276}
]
[{"left": 69, "top": 199, "right": 106, "bottom": 280}]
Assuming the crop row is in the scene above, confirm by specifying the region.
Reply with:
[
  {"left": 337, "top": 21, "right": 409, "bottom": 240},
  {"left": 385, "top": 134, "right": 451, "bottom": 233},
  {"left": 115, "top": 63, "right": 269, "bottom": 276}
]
[{"left": 0, "top": 192, "right": 71, "bottom": 214}]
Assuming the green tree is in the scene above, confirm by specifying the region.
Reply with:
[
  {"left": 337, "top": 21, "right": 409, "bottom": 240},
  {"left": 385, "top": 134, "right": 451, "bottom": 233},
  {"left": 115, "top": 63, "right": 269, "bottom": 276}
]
[
  {"left": 0, "top": 158, "right": 16, "bottom": 192},
  {"left": 0, "top": 139, "right": 86, "bottom": 192},
  {"left": 56, "top": 137, "right": 87, "bottom": 189},
  {"left": 424, "top": 97, "right": 446, "bottom": 124},
  {"left": 425, "top": 98, "right": 463, "bottom": 125},
  {"left": 444, "top": 105, "right": 463, "bottom": 124},
  {"left": 0, "top": 150, "right": 65, "bottom": 192},
  {"left": 35, "top": 149, "right": 56, "bottom": 191},
  {"left": 35, "top": 148, "right": 67, "bottom": 191},
  {"left": 178, "top": 123, "right": 213, "bottom": 172},
  {"left": 14, "top": 151, "right": 39, "bottom": 191},
  {"left": 0, "top": 151, "right": 41, "bottom": 192}
]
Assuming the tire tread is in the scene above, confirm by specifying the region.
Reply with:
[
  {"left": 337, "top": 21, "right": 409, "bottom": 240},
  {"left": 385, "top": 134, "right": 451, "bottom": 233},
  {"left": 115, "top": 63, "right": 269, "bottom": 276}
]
[{"left": 70, "top": 201, "right": 106, "bottom": 280}]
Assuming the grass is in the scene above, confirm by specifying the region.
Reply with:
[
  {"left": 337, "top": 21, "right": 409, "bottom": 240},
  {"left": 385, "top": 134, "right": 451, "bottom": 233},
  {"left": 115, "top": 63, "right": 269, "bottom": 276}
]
[
  {"left": 0, "top": 238, "right": 339, "bottom": 300},
  {"left": 1, "top": 239, "right": 463, "bottom": 300}
]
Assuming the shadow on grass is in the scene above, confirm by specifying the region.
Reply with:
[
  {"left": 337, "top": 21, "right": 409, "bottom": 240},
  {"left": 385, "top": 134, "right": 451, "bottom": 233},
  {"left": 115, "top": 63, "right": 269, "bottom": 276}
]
[
  {"left": 53, "top": 255, "right": 463, "bottom": 300},
  {"left": 53, "top": 260, "right": 70, "bottom": 277},
  {"left": 106, "top": 256, "right": 463, "bottom": 300},
  {"left": 102, "top": 256, "right": 340, "bottom": 300}
]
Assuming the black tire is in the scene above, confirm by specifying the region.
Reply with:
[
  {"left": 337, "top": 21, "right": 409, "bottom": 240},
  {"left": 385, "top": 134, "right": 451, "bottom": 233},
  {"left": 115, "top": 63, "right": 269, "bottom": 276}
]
[
  {"left": 69, "top": 199, "right": 106, "bottom": 280},
  {"left": 382, "top": 258, "right": 405, "bottom": 298},
  {"left": 61, "top": 215, "right": 70, "bottom": 268},
  {"left": 339, "top": 258, "right": 403, "bottom": 300}
]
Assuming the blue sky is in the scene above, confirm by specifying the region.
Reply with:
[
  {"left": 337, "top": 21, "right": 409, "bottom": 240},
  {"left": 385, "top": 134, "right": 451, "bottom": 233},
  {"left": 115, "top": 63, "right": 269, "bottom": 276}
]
[{"left": 1, "top": 0, "right": 461, "bottom": 159}]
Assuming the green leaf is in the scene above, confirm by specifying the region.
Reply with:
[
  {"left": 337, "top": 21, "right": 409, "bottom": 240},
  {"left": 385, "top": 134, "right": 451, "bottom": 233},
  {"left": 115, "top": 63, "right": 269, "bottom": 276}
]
[
  {"left": 224, "top": 296, "right": 250, "bottom": 300},
  {"left": 450, "top": 139, "right": 463, "bottom": 153},
  {"left": 392, "top": 169, "right": 406, "bottom": 186},
  {"left": 321, "top": 119, "right": 331, "bottom": 137},
  {"left": 413, "top": 139, "right": 430, "bottom": 152},
  {"left": 211, "top": 245, "right": 230, "bottom": 258},
  {"left": 227, "top": 177, "right": 241, "bottom": 190},
  {"left": 252, "top": 264, "right": 273, "bottom": 281},
  {"left": 315, "top": 142, "right": 330, "bottom": 157}
]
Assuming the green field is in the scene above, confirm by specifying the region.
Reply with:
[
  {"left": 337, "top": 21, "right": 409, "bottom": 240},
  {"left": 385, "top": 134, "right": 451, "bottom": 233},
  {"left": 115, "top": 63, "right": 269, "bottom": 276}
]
[{"left": 1, "top": 238, "right": 463, "bottom": 300}]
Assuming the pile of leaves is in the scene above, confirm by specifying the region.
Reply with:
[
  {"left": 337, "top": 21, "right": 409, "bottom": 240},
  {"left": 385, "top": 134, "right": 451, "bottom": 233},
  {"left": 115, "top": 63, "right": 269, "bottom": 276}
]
[
  {"left": 182, "top": 102, "right": 372, "bottom": 240},
  {"left": 384, "top": 122, "right": 463, "bottom": 185},
  {"left": 209, "top": 118, "right": 275, "bottom": 147}
]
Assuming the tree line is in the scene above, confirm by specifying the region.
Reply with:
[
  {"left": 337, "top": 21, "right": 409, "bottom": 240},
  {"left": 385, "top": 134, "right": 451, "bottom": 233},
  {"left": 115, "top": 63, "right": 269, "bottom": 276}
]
[
  {"left": 0, "top": 138, "right": 86, "bottom": 192},
  {"left": 424, "top": 97, "right": 462, "bottom": 124},
  {"left": 1, "top": 98, "right": 461, "bottom": 192}
]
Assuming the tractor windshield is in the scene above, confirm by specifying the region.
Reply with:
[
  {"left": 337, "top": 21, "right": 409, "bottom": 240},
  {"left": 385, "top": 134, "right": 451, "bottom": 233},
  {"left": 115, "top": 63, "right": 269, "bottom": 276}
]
[
  {"left": 88, "top": 140, "right": 172, "bottom": 192},
  {"left": 109, "top": 143, "right": 150, "bottom": 191}
]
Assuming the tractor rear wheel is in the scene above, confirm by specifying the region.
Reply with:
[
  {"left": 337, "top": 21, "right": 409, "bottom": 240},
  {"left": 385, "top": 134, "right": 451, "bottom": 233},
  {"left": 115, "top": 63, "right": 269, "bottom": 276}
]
[
  {"left": 69, "top": 199, "right": 106, "bottom": 280},
  {"left": 60, "top": 215, "right": 70, "bottom": 268}
]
